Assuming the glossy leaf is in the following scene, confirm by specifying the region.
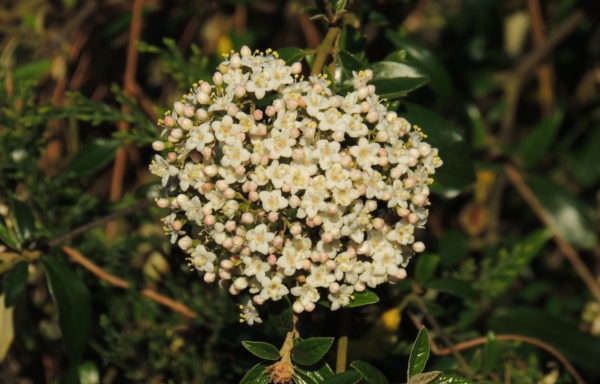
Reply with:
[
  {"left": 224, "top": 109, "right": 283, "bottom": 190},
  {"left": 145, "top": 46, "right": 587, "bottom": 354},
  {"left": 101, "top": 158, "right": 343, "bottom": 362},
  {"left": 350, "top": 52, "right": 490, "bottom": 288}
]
[
  {"left": 350, "top": 360, "right": 388, "bottom": 384},
  {"left": 291, "top": 337, "right": 334, "bottom": 366},
  {"left": 425, "top": 278, "right": 477, "bottom": 301},
  {"left": 3, "top": 261, "right": 29, "bottom": 307},
  {"left": 62, "top": 138, "right": 121, "bottom": 177},
  {"left": 0, "top": 223, "right": 19, "bottom": 250},
  {"left": 295, "top": 362, "right": 335, "bottom": 384},
  {"left": 321, "top": 370, "right": 363, "bottom": 384},
  {"left": 348, "top": 290, "right": 379, "bottom": 308},
  {"left": 489, "top": 307, "right": 600, "bottom": 370},
  {"left": 277, "top": 47, "right": 306, "bottom": 64},
  {"left": 415, "top": 254, "right": 440, "bottom": 284},
  {"left": 476, "top": 229, "right": 549, "bottom": 299},
  {"left": 408, "top": 327, "right": 430, "bottom": 378},
  {"left": 385, "top": 32, "right": 454, "bottom": 98},
  {"left": 368, "top": 61, "right": 429, "bottom": 98},
  {"left": 239, "top": 362, "right": 270, "bottom": 384},
  {"left": 431, "top": 375, "right": 475, "bottom": 384},
  {"left": 266, "top": 296, "right": 293, "bottom": 330},
  {"left": 408, "top": 371, "right": 443, "bottom": 384},
  {"left": 519, "top": 109, "right": 564, "bottom": 168},
  {"left": 401, "top": 103, "right": 475, "bottom": 195},
  {"left": 332, "top": 0, "right": 347, "bottom": 13},
  {"left": 242, "top": 341, "right": 280, "bottom": 360},
  {"left": 338, "top": 51, "right": 366, "bottom": 72},
  {"left": 11, "top": 200, "right": 36, "bottom": 243},
  {"left": 527, "top": 175, "right": 597, "bottom": 249},
  {"left": 42, "top": 254, "right": 91, "bottom": 362}
]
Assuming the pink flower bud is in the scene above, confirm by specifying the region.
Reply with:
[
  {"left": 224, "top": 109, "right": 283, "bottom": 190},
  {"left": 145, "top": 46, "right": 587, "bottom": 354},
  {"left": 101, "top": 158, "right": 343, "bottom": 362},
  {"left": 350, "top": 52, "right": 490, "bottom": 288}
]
[
  {"left": 201, "top": 183, "right": 213, "bottom": 193},
  {"left": 329, "top": 283, "right": 340, "bottom": 293},
  {"left": 204, "top": 272, "right": 216, "bottom": 283},
  {"left": 396, "top": 269, "right": 407, "bottom": 280},
  {"left": 253, "top": 109, "right": 263, "bottom": 120},
  {"left": 373, "top": 218, "right": 385, "bottom": 230},
  {"left": 225, "top": 221, "right": 236, "bottom": 232},
  {"left": 304, "top": 302, "right": 315, "bottom": 312},
  {"left": 224, "top": 188, "right": 236, "bottom": 199},
  {"left": 227, "top": 105, "right": 239, "bottom": 116},
  {"left": 248, "top": 191, "right": 259, "bottom": 201},
  {"left": 156, "top": 198, "right": 169, "bottom": 208},
  {"left": 291, "top": 62, "right": 302, "bottom": 74},
  {"left": 293, "top": 301, "right": 305, "bottom": 313},
  {"left": 196, "top": 108, "right": 208, "bottom": 120},
  {"left": 322, "top": 233, "right": 333, "bottom": 243},
  {"left": 241, "top": 213, "right": 253, "bottom": 224},
  {"left": 220, "top": 259, "right": 233, "bottom": 269},
  {"left": 408, "top": 213, "right": 418, "bottom": 224},
  {"left": 404, "top": 177, "right": 416, "bottom": 189},
  {"left": 203, "top": 165, "right": 218, "bottom": 177},
  {"left": 164, "top": 116, "right": 175, "bottom": 127},
  {"left": 253, "top": 295, "right": 265, "bottom": 305},
  {"left": 265, "top": 106, "right": 276, "bottom": 117},
  {"left": 152, "top": 141, "right": 165, "bottom": 151},
  {"left": 281, "top": 184, "right": 292, "bottom": 193},
  {"left": 172, "top": 220, "right": 183, "bottom": 231},
  {"left": 204, "top": 215, "right": 216, "bottom": 226},
  {"left": 268, "top": 212, "right": 279, "bottom": 222},
  {"left": 413, "top": 241, "right": 425, "bottom": 253},
  {"left": 289, "top": 195, "right": 301, "bottom": 208},
  {"left": 354, "top": 281, "right": 366, "bottom": 292},
  {"left": 290, "top": 128, "right": 301, "bottom": 138},
  {"left": 234, "top": 84, "right": 246, "bottom": 98},
  {"left": 360, "top": 101, "right": 370, "bottom": 113},
  {"left": 267, "top": 255, "right": 277, "bottom": 265},
  {"left": 167, "top": 152, "right": 177, "bottom": 162}
]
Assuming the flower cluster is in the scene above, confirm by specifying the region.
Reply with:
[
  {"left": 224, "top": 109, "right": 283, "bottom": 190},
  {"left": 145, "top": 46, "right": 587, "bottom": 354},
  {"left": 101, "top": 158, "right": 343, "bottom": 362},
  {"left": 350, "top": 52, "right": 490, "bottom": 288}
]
[{"left": 150, "top": 46, "right": 442, "bottom": 324}]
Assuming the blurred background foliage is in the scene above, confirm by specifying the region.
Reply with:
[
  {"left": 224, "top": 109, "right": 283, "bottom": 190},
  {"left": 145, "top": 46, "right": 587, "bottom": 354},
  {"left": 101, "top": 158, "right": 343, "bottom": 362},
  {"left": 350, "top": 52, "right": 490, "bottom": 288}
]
[{"left": 0, "top": 0, "right": 599, "bottom": 383}]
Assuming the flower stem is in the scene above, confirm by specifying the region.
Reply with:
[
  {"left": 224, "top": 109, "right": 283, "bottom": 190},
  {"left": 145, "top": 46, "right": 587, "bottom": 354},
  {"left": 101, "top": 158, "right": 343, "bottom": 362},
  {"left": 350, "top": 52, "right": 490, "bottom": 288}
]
[
  {"left": 335, "top": 309, "right": 350, "bottom": 373},
  {"left": 310, "top": 26, "right": 341, "bottom": 77}
]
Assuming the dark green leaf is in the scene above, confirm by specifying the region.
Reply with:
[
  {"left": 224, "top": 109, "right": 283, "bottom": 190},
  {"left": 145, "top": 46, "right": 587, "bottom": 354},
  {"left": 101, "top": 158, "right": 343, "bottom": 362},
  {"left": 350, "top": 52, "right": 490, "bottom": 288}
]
[
  {"left": 476, "top": 229, "right": 549, "bottom": 299},
  {"left": 239, "top": 362, "right": 270, "bottom": 384},
  {"left": 431, "top": 375, "right": 475, "bottom": 384},
  {"left": 348, "top": 290, "right": 379, "bottom": 308},
  {"left": 438, "top": 231, "right": 468, "bottom": 267},
  {"left": 242, "top": 341, "right": 280, "bottom": 360},
  {"left": 295, "top": 361, "right": 335, "bottom": 384},
  {"left": 527, "top": 175, "right": 597, "bottom": 249},
  {"left": 368, "top": 61, "right": 429, "bottom": 98},
  {"left": 338, "top": 51, "right": 366, "bottom": 72},
  {"left": 415, "top": 254, "right": 440, "bottom": 284},
  {"left": 62, "top": 138, "right": 121, "bottom": 177},
  {"left": 277, "top": 47, "right": 306, "bottom": 64},
  {"left": 332, "top": 0, "right": 347, "bottom": 13},
  {"left": 570, "top": 125, "right": 600, "bottom": 187},
  {"left": 482, "top": 332, "right": 498, "bottom": 376},
  {"left": 266, "top": 296, "right": 293, "bottom": 330},
  {"left": 0, "top": 223, "right": 19, "bottom": 250},
  {"left": 12, "top": 59, "right": 52, "bottom": 83},
  {"left": 3, "top": 261, "right": 28, "bottom": 307},
  {"left": 350, "top": 360, "right": 388, "bottom": 384},
  {"left": 291, "top": 337, "right": 334, "bottom": 366},
  {"left": 490, "top": 307, "right": 600, "bottom": 370},
  {"left": 385, "top": 33, "right": 455, "bottom": 98},
  {"left": 425, "top": 278, "right": 477, "bottom": 301},
  {"left": 519, "top": 109, "right": 564, "bottom": 168},
  {"left": 401, "top": 103, "right": 476, "bottom": 195},
  {"left": 321, "top": 370, "right": 363, "bottom": 384},
  {"left": 42, "top": 254, "right": 91, "bottom": 362},
  {"left": 408, "top": 327, "right": 430, "bottom": 378},
  {"left": 11, "top": 200, "right": 36, "bottom": 242},
  {"left": 408, "top": 371, "right": 443, "bottom": 384}
]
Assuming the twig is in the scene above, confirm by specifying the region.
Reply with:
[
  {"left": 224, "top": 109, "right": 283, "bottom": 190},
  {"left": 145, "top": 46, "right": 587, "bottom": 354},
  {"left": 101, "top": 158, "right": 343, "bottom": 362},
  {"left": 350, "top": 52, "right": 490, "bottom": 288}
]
[
  {"left": 108, "top": 0, "right": 145, "bottom": 237},
  {"left": 48, "top": 200, "right": 152, "bottom": 247},
  {"left": 335, "top": 309, "right": 350, "bottom": 373},
  {"left": 62, "top": 246, "right": 197, "bottom": 318},
  {"left": 504, "top": 164, "right": 600, "bottom": 304},
  {"left": 433, "top": 334, "right": 586, "bottom": 384},
  {"left": 310, "top": 27, "right": 341, "bottom": 76}
]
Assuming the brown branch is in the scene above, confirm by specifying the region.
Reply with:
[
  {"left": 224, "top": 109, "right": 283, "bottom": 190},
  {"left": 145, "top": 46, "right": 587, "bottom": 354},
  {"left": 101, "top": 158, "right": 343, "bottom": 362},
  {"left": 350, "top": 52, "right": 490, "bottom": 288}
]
[
  {"left": 62, "top": 246, "right": 197, "bottom": 318},
  {"left": 108, "top": 0, "right": 146, "bottom": 237},
  {"left": 527, "top": 0, "right": 555, "bottom": 115},
  {"left": 504, "top": 164, "right": 600, "bottom": 304},
  {"left": 433, "top": 334, "right": 586, "bottom": 384}
]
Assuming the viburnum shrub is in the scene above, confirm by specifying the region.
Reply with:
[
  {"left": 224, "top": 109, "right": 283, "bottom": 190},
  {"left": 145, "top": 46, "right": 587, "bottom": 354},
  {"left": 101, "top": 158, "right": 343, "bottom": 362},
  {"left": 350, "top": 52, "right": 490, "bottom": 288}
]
[{"left": 150, "top": 46, "right": 442, "bottom": 325}]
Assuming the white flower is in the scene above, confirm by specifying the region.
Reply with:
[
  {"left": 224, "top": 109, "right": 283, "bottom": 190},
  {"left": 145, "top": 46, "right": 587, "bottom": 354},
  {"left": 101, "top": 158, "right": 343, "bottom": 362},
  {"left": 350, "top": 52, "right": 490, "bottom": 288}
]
[
  {"left": 259, "top": 190, "right": 289, "bottom": 212},
  {"left": 185, "top": 123, "right": 214, "bottom": 152},
  {"left": 221, "top": 143, "right": 250, "bottom": 168},
  {"left": 264, "top": 129, "right": 296, "bottom": 159},
  {"left": 190, "top": 245, "right": 217, "bottom": 273},
  {"left": 306, "top": 265, "right": 335, "bottom": 288},
  {"left": 350, "top": 139, "right": 380, "bottom": 169},
  {"left": 149, "top": 155, "right": 178, "bottom": 186},
  {"left": 259, "top": 276, "right": 289, "bottom": 301},
  {"left": 246, "top": 224, "right": 275, "bottom": 254},
  {"left": 242, "top": 256, "right": 270, "bottom": 281},
  {"left": 240, "top": 297, "right": 263, "bottom": 326},
  {"left": 312, "top": 140, "right": 341, "bottom": 170},
  {"left": 290, "top": 284, "right": 320, "bottom": 306},
  {"left": 277, "top": 244, "right": 305, "bottom": 276},
  {"left": 328, "top": 285, "right": 354, "bottom": 310}
]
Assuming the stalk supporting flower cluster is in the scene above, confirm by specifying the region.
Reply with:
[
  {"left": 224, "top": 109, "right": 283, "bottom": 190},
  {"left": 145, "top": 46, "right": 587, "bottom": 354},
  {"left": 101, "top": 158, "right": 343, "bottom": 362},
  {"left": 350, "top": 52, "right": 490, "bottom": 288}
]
[{"left": 149, "top": 46, "right": 442, "bottom": 324}]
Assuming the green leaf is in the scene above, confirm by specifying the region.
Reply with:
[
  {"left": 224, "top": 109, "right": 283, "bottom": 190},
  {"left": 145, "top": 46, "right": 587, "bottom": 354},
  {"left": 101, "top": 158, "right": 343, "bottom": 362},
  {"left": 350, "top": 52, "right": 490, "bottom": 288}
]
[
  {"left": 239, "top": 362, "right": 270, "bottom": 384},
  {"left": 368, "top": 61, "right": 429, "bottom": 99},
  {"left": 431, "top": 375, "right": 475, "bottom": 384},
  {"left": 348, "top": 290, "right": 379, "bottom": 308},
  {"left": 526, "top": 175, "right": 597, "bottom": 249},
  {"left": 332, "top": 0, "right": 347, "bottom": 13},
  {"left": 291, "top": 337, "right": 334, "bottom": 366},
  {"left": 277, "top": 47, "right": 306, "bottom": 64},
  {"left": 321, "top": 370, "right": 363, "bottom": 384},
  {"left": 408, "top": 371, "right": 443, "bottom": 384},
  {"left": 519, "top": 109, "right": 564, "bottom": 168},
  {"left": 476, "top": 229, "right": 550, "bottom": 299},
  {"left": 385, "top": 33, "right": 455, "bottom": 98},
  {"left": 62, "top": 138, "right": 121, "bottom": 177},
  {"left": 42, "top": 254, "right": 91, "bottom": 362},
  {"left": 489, "top": 307, "right": 600, "bottom": 370},
  {"left": 415, "top": 254, "right": 440, "bottom": 284},
  {"left": 295, "top": 362, "right": 335, "bottom": 384},
  {"left": 350, "top": 361, "right": 388, "bottom": 384},
  {"left": 338, "top": 51, "right": 366, "bottom": 72},
  {"left": 266, "top": 296, "right": 293, "bottom": 330},
  {"left": 400, "top": 103, "right": 476, "bottom": 196},
  {"left": 3, "top": 261, "right": 28, "bottom": 307},
  {"left": 242, "top": 341, "right": 280, "bottom": 360},
  {"left": 570, "top": 125, "right": 600, "bottom": 187},
  {"left": 78, "top": 360, "right": 100, "bottom": 384},
  {"left": 11, "top": 200, "right": 36, "bottom": 243},
  {"left": 0, "top": 223, "right": 19, "bottom": 250},
  {"left": 482, "top": 332, "right": 498, "bottom": 377},
  {"left": 12, "top": 59, "right": 52, "bottom": 83},
  {"left": 425, "top": 278, "right": 477, "bottom": 301},
  {"left": 408, "top": 327, "right": 430, "bottom": 378}
]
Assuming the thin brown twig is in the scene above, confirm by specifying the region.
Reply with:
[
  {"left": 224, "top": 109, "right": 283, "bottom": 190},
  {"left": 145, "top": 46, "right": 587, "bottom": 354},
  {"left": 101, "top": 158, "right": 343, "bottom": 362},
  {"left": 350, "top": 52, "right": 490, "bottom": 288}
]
[
  {"left": 504, "top": 164, "right": 600, "bottom": 304},
  {"left": 62, "top": 246, "right": 197, "bottom": 318},
  {"left": 434, "top": 334, "right": 586, "bottom": 384},
  {"left": 108, "top": 0, "right": 145, "bottom": 237}
]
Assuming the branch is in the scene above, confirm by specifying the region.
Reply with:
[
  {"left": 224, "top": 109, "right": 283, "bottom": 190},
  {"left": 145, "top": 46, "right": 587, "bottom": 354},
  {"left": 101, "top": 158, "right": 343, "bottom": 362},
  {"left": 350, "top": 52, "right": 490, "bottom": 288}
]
[
  {"left": 62, "top": 246, "right": 197, "bottom": 319},
  {"left": 310, "top": 26, "right": 341, "bottom": 76},
  {"left": 504, "top": 164, "right": 600, "bottom": 304}
]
